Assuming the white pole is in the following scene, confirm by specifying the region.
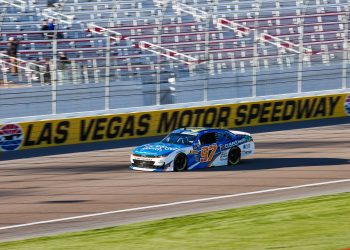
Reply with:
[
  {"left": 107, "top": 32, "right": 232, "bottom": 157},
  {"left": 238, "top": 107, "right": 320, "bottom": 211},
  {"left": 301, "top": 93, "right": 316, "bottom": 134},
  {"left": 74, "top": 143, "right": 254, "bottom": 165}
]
[
  {"left": 26, "top": 64, "right": 32, "bottom": 86},
  {"left": 297, "top": 3, "right": 306, "bottom": 93},
  {"left": 1, "top": 61, "right": 8, "bottom": 84},
  {"left": 342, "top": 11, "right": 349, "bottom": 89},
  {"left": 203, "top": 9, "right": 211, "bottom": 102},
  {"left": 155, "top": 1, "right": 170, "bottom": 106},
  {"left": 156, "top": 57, "right": 161, "bottom": 106},
  {"left": 203, "top": 26, "right": 209, "bottom": 102},
  {"left": 155, "top": 4, "right": 168, "bottom": 106},
  {"left": 252, "top": 13, "right": 259, "bottom": 98},
  {"left": 105, "top": 30, "right": 110, "bottom": 110},
  {"left": 51, "top": 19, "right": 58, "bottom": 115}
]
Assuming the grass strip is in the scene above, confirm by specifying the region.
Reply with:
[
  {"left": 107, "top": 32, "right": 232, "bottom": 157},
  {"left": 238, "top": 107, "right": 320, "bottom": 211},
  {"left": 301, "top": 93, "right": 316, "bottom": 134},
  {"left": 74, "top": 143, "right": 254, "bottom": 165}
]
[{"left": 1, "top": 192, "right": 350, "bottom": 250}]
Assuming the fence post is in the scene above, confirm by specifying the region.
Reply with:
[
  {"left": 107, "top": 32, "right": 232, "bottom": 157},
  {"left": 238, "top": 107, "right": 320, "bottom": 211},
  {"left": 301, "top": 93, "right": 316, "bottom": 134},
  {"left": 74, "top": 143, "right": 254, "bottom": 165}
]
[
  {"left": 297, "top": 14, "right": 305, "bottom": 93},
  {"left": 51, "top": 19, "right": 59, "bottom": 115},
  {"left": 342, "top": 12, "right": 349, "bottom": 89},
  {"left": 105, "top": 30, "right": 110, "bottom": 110},
  {"left": 252, "top": 14, "right": 259, "bottom": 98}
]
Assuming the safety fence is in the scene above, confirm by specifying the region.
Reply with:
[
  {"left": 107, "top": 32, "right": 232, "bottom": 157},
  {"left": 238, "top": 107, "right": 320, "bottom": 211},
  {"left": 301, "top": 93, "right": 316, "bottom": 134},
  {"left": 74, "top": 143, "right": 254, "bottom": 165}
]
[{"left": 1, "top": 0, "right": 350, "bottom": 118}]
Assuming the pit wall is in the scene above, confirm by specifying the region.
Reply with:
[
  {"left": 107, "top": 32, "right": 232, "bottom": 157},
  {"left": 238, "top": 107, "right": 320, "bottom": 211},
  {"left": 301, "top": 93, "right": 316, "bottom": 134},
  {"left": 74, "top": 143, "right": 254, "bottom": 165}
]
[{"left": 1, "top": 92, "right": 349, "bottom": 152}]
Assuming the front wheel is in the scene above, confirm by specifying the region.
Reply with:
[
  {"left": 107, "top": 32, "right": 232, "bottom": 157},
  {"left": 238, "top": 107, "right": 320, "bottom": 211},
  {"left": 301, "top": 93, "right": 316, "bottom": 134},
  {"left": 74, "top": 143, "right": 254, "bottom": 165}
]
[
  {"left": 228, "top": 147, "right": 241, "bottom": 166},
  {"left": 173, "top": 154, "right": 187, "bottom": 172}
]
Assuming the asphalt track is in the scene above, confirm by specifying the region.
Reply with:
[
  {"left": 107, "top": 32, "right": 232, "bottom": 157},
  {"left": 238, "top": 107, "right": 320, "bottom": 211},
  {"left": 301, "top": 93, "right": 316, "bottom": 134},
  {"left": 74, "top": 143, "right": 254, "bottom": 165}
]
[{"left": 0, "top": 118, "right": 350, "bottom": 242}]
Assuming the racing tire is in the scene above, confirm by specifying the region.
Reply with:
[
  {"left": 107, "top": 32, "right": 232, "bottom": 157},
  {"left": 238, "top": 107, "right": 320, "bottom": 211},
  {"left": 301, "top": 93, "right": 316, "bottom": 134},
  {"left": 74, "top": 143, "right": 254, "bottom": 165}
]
[
  {"left": 228, "top": 147, "right": 241, "bottom": 166},
  {"left": 173, "top": 154, "right": 188, "bottom": 172}
]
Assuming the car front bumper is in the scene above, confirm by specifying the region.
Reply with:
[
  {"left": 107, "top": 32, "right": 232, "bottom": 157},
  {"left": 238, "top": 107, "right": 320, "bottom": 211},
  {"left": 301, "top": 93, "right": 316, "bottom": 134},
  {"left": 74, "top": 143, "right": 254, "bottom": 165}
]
[
  {"left": 129, "top": 165, "right": 166, "bottom": 172},
  {"left": 130, "top": 155, "right": 173, "bottom": 172}
]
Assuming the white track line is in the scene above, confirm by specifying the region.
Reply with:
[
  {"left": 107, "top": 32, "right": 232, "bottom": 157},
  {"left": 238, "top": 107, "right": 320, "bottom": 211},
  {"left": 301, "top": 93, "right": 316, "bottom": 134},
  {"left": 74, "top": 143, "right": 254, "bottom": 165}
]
[{"left": 1, "top": 179, "right": 350, "bottom": 231}]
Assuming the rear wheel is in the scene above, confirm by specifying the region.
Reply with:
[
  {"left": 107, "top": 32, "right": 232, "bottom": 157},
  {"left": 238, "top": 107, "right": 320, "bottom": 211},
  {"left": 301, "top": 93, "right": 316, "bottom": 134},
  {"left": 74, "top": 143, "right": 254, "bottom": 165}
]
[
  {"left": 228, "top": 147, "right": 241, "bottom": 166},
  {"left": 174, "top": 154, "right": 187, "bottom": 172}
]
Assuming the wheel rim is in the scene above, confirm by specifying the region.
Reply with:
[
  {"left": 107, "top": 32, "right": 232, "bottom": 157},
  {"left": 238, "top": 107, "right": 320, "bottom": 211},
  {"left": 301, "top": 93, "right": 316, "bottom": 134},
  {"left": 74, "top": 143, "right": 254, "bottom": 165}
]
[
  {"left": 228, "top": 149, "right": 240, "bottom": 165},
  {"left": 175, "top": 155, "right": 186, "bottom": 171}
]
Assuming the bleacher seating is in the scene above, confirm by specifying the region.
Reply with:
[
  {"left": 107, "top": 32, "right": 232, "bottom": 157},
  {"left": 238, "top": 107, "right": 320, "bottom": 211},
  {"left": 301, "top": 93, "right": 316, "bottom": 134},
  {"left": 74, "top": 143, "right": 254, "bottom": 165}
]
[{"left": 0, "top": 0, "right": 349, "bottom": 118}]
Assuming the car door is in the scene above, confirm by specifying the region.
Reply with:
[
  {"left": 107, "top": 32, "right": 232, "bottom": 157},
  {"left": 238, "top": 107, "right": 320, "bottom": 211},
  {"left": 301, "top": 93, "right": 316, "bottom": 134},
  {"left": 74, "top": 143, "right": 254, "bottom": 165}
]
[
  {"left": 196, "top": 132, "right": 221, "bottom": 167},
  {"left": 216, "top": 131, "right": 234, "bottom": 165}
]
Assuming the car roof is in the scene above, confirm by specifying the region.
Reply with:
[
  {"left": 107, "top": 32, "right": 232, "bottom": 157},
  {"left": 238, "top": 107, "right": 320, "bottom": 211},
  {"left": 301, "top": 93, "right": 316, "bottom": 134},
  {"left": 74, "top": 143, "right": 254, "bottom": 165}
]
[{"left": 173, "top": 127, "right": 227, "bottom": 135}]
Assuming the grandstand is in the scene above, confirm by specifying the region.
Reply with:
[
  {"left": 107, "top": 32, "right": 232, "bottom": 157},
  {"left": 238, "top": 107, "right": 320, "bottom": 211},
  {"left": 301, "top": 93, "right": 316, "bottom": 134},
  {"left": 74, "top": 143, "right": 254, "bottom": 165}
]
[{"left": 0, "top": 0, "right": 349, "bottom": 118}]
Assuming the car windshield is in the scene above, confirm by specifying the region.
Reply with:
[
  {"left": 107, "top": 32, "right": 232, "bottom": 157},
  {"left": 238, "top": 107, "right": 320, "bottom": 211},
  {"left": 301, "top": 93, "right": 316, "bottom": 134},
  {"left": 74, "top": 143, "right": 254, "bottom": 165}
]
[{"left": 162, "top": 133, "right": 196, "bottom": 145}]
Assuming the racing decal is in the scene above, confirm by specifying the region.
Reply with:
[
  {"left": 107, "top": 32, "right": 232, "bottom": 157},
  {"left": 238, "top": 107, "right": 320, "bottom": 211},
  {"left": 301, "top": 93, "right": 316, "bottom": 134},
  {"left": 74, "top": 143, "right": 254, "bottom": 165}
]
[
  {"left": 185, "top": 128, "right": 207, "bottom": 133},
  {"left": 0, "top": 124, "right": 24, "bottom": 151},
  {"left": 345, "top": 94, "right": 350, "bottom": 116},
  {"left": 142, "top": 144, "right": 179, "bottom": 151},
  {"left": 188, "top": 162, "right": 201, "bottom": 170},
  {"left": 164, "top": 162, "right": 173, "bottom": 171},
  {"left": 220, "top": 150, "right": 228, "bottom": 161},
  {"left": 181, "top": 131, "right": 197, "bottom": 136},
  {"left": 207, "top": 153, "right": 222, "bottom": 168},
  {"left": 132, "top": 156, "right": 155, "bottom": 161},
  {"left": 193, "top": 150, "right": 199, "bottom": 161},
  {"left": 221, "top": 136, "right": 251, "bottom": 150},
  {"left": 200, "top": 144, "right": 218, "bottom": 162},
  {"left": 243, "top": 150, "right": 254, "bottom": 155},
  {"left": 3, "top": 93, "right": 349, "bottom": 151}
]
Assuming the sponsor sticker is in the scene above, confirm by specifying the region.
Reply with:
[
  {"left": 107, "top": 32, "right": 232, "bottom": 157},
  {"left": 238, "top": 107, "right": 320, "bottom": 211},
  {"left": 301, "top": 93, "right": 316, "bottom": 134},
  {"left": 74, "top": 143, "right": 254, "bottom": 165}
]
[
  {"left": 0, "top": 124, "right": 24, "bottom": 151},
  {"left": 143, "top": 144, "right": 177, "bottom": 151},
  {"left": 222, "top": 138, "right": 247, "bottom": 150},
  {"left": 243, "top": 150, "right": 253, "bottom": 155},
  {"left": 345, "top": 94, "right": 350, "bottom": 116},
  {"left": 133, "top": 156, "right": 156, "bottom": 161},
  {"left": 220, "top": 150, "right": 228, "bottom": 160}
]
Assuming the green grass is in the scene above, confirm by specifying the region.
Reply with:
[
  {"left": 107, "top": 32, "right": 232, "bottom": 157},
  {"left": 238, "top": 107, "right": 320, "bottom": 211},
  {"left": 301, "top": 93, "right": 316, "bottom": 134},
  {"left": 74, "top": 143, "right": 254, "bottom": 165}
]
[{"left": 1, "top": 193, "right": 350, "bottom": 250}]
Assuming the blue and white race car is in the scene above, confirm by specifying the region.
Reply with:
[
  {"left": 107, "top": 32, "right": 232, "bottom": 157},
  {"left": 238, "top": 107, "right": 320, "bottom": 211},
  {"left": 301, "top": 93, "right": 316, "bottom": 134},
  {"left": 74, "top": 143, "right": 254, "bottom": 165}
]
[{"left": 130, "top": 127, "right": 255, "bottom": 172}]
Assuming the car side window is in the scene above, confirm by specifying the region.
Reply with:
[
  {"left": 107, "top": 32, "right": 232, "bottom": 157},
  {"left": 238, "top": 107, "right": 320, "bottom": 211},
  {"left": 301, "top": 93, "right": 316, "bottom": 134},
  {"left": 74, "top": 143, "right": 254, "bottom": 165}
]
[
  {"left": 199, "top": 132, "right": 217, "bottom": 145},
  {"left": 217, "top": 131, "right": 232, "bottom": 142}
]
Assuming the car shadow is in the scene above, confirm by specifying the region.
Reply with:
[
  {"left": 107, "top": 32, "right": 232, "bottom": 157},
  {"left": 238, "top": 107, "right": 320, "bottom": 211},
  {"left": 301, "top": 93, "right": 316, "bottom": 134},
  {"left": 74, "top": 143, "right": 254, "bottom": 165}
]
[
  {"left": 5, "top": 158, "right": 349, "bottom": 175},
  {"left": 5, "top": 164, "right": 130, "bottom": 175},
  {"left": 197, "top": 157, "right": 350, "bottom": 172}
]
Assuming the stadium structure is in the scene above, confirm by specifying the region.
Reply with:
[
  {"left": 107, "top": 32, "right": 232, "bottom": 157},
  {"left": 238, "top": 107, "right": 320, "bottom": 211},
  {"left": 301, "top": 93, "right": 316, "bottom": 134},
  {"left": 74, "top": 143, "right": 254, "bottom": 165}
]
[{"left": 0, "top": 0, "right": 349, "bottom": 118}]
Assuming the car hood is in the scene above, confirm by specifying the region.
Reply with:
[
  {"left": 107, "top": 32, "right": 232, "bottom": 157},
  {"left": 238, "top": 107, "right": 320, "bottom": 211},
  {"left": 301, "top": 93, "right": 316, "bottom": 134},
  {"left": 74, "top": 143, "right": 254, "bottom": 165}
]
[{"left": 133, "top": 142, "right": 187, "bottom": 157}]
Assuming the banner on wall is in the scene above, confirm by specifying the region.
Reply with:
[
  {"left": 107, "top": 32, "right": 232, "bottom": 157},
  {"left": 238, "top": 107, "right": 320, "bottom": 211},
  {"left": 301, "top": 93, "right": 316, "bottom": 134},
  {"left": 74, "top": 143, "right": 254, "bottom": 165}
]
[{"left": 1, "top": 93, "right": 349, "bottom": 151}]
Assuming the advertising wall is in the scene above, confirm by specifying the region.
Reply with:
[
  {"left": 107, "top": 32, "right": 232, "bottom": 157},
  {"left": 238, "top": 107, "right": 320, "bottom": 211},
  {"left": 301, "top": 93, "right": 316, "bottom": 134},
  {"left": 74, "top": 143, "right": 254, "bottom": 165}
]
[{"left": 1, "top": 93, "right": 350, "bottom": 151}]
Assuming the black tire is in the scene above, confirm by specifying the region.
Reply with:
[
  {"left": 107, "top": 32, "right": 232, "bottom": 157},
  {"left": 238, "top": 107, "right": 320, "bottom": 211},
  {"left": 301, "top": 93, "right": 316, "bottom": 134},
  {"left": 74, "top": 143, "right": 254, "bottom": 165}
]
[
  {"left": 228, "top": 147, "right": 241, "bottom": 166},
  {"left": 173, "top": 154, "right": 187, "bottom": 172}
]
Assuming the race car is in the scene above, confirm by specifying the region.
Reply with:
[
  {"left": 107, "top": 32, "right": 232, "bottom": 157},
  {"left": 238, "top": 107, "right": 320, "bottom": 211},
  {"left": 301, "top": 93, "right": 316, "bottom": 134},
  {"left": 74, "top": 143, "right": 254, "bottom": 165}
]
[{"left": 130, "top": 127, "right": 255, "bottom": 172}]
